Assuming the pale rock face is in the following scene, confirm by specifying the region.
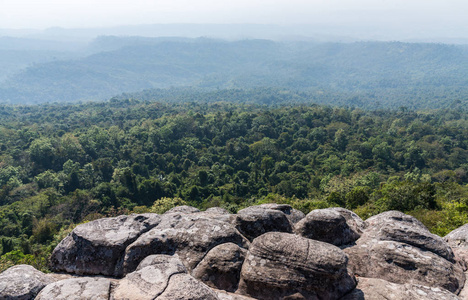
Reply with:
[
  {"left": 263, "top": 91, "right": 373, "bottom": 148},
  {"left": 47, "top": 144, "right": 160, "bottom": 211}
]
[
  {"left": 0, "top": 265, "right": 55, "bottom": 300},
  {"left": 446, "top": 224, "right": 468, "bottom": 269},
  {"left": 345, "top": 211, "right": 465, "bottom": 294},
  {"left": 156, "top": 273, "right": 220, "bottom": 300},
  {"left": 35, "top": 277, "right": 111, "bottom": 300},
  {"left": 342, "top": 277, "right": 461, "bottom": 300},
  {"left": 294, "top": 207, "right": 365, "bottom": 246},
  {"left": 214, "top": 289, "right": 256, "bottom": 300},
  {"left": 238, "top": 232, "right": 356, "bottom": 299},
  {"left": 113, "top": 254, "right": 188, "bottom": 300},
  {"left": 50, "top": 213, "right": 161, "bottom": 277}
]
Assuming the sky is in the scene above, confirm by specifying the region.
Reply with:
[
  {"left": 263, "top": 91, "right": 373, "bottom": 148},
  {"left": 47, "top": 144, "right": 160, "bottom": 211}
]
[{"left": 0, "top": 0, "right": 467, "bottom": 39}]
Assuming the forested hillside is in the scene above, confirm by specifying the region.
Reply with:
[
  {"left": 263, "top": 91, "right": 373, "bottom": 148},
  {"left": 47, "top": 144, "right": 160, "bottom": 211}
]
[
  {"left": 0, "top": 98, "right": 467, "bottom": 271},
  {"left": 1, "top": 38, "right": 468, "bottom": 109}
]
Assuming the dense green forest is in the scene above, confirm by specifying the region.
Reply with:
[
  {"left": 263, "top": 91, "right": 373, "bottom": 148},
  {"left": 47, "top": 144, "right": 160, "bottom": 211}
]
[
  {"left": 2, "top": 38, "right": 468, "bottom": 109},
  {"left": 0, "top": 95, "right": 467, "bottom": 271}
]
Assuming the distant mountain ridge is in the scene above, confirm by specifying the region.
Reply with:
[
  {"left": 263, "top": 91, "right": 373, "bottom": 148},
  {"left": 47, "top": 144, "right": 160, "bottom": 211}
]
[{"left": 1, "top": 38, "right": 468, "bottom": 108}]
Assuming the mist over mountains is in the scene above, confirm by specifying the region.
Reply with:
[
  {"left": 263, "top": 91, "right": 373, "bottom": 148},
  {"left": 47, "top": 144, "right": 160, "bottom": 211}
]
[
  {"left": 1, "top": 23, "right": 468, "bottom": 109},
  {"left": 0, "top": 34, "right": 468, "bottom": 109}
]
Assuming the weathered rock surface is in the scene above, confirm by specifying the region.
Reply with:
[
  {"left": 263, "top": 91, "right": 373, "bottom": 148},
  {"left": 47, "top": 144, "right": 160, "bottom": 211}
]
[
  {"left": 113, "top": 254, "right": 188, "bottom": 299},
  {"left": 0, "top": 265, "right": 55, "bottom": 300},
  {"left": 14, "top": 206, "right": 468, "bottom": 299},
  {"left": 35, "top": 277, "right": 111, "bottom": 300},
  {"left": 294, "top": 208, "right": 364, "bottom": 246},
  {"left": 345, "top": 211, "right": 464, "bottom": 294},
  {"left": 192, "top": 242, "right": 247, "bottom": 292},
  {"left": 365, "top": 210, "right": 426, "bottom": 229},
  {"left": 214, "top": 289, "right": 256, "bottom": 300},
  {"left": 446, "top": 224, "right": 468, "bottom": 269},
  {"left": 165, "top": 205, "right": 200, "bottom": 214},
  {"left": 157, "top": 273, "right": 220, "bottom": 300},
  {"left": 342, "top": 277, "right": 460, "bottom": 300},
  {"left": 234, "top": 206, "right": 293, "bottom": 241},
  {"left": 121, "top": 213, "right": 249, "bottom": 275},
  {"left": 50, "top": 213, "right": 161, "bottom": 277},
  {"left": 362, "top": 220, "right": 455, "bottom": 262},
  {"left": 329, "top": 207, "right": 366, "bottom": 235},
  {"left": 114, "top": 253, "right": 220, "bottom": 300},
  {"left": 255, "top": 203, "right": 305, "bottom": 224},
  {"left": 205, "top": 207, "right": 231, "bottom": 215},
  {"left": 238, "top": 232, "right": 356, "bottom": 299}
]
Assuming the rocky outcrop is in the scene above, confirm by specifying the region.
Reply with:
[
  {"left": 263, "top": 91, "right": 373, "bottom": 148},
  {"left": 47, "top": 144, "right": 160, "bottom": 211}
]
[
  {"left": 344, "top": 211, "right": 465, "bottom": 294},
  {"left": 6, "top": 205, "right": 468, "bottom": 299},
  {"left": 0, "top": 265, "right": 55, "bottom": 300},
  {"left": 238, "top": 232, "right": 356, "bottom": 299},
  {"left": 342, "top": 277, "right": 460, "bottom": 300},
  {"left": 121, "top": 213, "right": 249, "bottom": 275},
  {"left": 50, "top": 213, "right": 161, "bottom": 277},
  {"left": 294, "top": 208, "right": 364, "bottom": 246}
]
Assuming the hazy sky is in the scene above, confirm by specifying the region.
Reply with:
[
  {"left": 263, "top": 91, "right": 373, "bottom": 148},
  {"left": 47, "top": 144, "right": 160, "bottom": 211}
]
[{"left": 1, "top": 0, "right": 467, "bottom": 38}]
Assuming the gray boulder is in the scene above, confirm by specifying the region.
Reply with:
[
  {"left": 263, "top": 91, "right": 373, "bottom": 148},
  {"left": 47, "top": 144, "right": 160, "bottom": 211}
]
[
  {"left": 165, "top": 205, "right": 200, "bottom": 214},
  {"left": 362, "top": 220, "right": 455, "bottom": 262},
  {"left": 238, "top": 232, "right": 356, "bottom": 299},
  {"left": 121, "top": 214, "right": 249, "bottom": 275},
  {"left": 294, "top": 208, "right": 364, "bottom": 246},
  {"left": 342, "top": 277, "right": 460, "bottom": 300},
  {"left": 0, "top": 265, "right": 55, "bottom": 300},
  {"left": 234, "top": 206, "right": 292, "bottom": 241},
  {"left": 365, "top": 210, "right": 426, "bottom": 229},
  {"left": 255, "top": 203, "right": 305, "bottom": 224},
  {"left": 192, "top": 242, "right": 247, "bottom": 292},
  {"left": 50, "top": 213, "right": 161, "bottom": 277},
  {"left": 345, "top": 211, "right": 464, "bottom": 294},
  {"left": 205, "top": 207, "right": 231, "bottom": 214},
  {"left": 35, "top": 277, "right": 111, "bottom": 300},
  {"left": 446, "top": 224, "right": 468, "bottom": 268}
]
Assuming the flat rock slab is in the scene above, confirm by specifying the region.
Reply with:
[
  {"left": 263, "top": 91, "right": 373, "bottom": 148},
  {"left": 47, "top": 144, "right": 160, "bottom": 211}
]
[
  {"left": 238, "top": 232, "right": 356, "bottom": 299},
  {"left": 342, "top": 277, "right": 460, "bottom": 300},
  {"left": 50, "top": 213, "right": 161, "bottom": 277},
  {"left": 35, "top": 277, "right": 111, "bottom": 300},
  {"left": 0, "top": 265, "right": 55, "bottom": 300}
]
